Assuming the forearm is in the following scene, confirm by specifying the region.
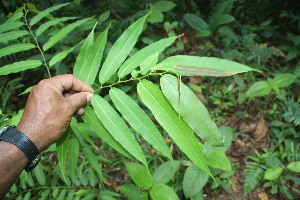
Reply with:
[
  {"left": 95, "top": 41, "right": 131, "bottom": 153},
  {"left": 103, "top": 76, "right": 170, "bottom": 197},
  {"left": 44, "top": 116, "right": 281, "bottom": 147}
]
[{"left": 0, "top": 141, "right": 28, "bottom": 199}]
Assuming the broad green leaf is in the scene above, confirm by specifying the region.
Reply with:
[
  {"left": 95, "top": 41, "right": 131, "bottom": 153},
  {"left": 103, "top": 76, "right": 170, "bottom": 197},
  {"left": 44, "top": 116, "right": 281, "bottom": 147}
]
[
  {"left": 274, "top": 74, "right": 296, "bottom": 88},
  {"left": 78, "top": 24, "right": 109, "bottom": 85},
  {"left": 70, "top": 118, "right": 96, "bottom": 147},
  {"left": 152, "top": 1, "right": 176, "bottom": 12},
  {"left": 153, "top": 160, "right": 181, "bottom": 184},
  {"left": 0, "top": 43, "right": 35, "bottom": 58},
  {"left": 83, "top": 148, "right": 104, "bottom": 182},
  {"left": 183, "top": 165, "right": 209, "bottom": 198},
  {"left": 155, "top": 56, "right": 258, "bottom": 76},
  {"left": 287, "top": 161, "right": 300, "bottom": 173},
  {"left": 82, "top": 106, "right": 133, "bottom": 159},
  {"left": 183, "top": 14, "right": 208, "bottom": 32},
  {"left": 118, "top": 36, "right": 178, "bottom": 78},
  {"left": 99, "top": 11, "right": 110, "bottom": 22},
  {"left": 150, "top": 184, "right": 179, "bottom": 200},
  {"left": 68, "top": 138, "right": 79, "bottom": 184},
  {"left": 267, "top": 78, "right": 280, "bottom": 94},
  {"left": 91, "top": 95, "right": 147, "bottom": 166},
  {"left": 49, "top": 45, "right": 77, "bottom": 67},
  {"left": 125, "top": 162, "right": 153, "bottom": 189},
  {"left": 0, "top": 22, "right": 24, "bottom": 34},
  {"left": 148, "top": 8, "right": 164, "bottom": 24},
  {"left": 119, "top": 184, "right": 148, "bottom": 200},
  {"left": 246, "top": 81, "right": 271, "bottom": 97},
  {"left": 36, "top": 17, "right": 78, "bottom": 36},
  {"left": 160, "top": 74, "right": 223, "bottom": 146},
  {"left": 99, "top": 14, "right": 149, "bottom": 84},
  {"left": 0, "top": 30, "right": 29, "bottom": 43},
  {"left": 43, "top": 17, "right": 93, "bottom": 51},
  {"left": 137, "top": 80, "right": 211, "bottom": 176},
  {"left": 212, "top": 126, "right": 233, "bottom": 152},
  {"left": 56, "top": 128, "right": 70, "bottom": 184},
  {"left": 73, "top": 23, "right": 96, "bottom": 77},
  {"left": 6, "top": 11, "right": 24, "bottom": 23},
  {"left": 0, "top": 60, "right": 42, "bottom": 75},
  {"left": 29, "top": 3, "right": 70, "bottom": 26},
  {"left": 264, "top": 167, "right": 283, "bottom": 180},
  {"left": 140, "top": 52, "right": 159, "bottom": 75},
  {"left": 33, "top": 163, "right": 46, "bottom": 185},
  {"left": 204, "top": 150, "right": 231, "bottom": 171},
  {"left": 109, "top": 87, "right": 172, "bottom": 160}
]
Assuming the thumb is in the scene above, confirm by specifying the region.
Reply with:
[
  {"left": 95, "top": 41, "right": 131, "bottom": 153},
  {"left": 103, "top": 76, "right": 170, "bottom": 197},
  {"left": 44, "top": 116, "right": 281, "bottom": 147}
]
[{"left": 67, "top": 92, "right": 93, "bottom": 112}]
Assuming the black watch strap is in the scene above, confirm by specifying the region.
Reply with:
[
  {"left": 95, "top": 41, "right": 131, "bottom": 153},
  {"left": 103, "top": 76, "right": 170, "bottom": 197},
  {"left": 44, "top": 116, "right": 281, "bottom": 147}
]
[{"left": 0, "top": 126, "right": 40, "bottom": 171}]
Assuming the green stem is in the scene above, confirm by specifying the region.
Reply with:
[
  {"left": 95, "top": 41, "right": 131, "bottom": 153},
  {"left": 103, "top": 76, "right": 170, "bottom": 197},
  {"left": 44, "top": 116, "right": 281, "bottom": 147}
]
[
  {"left": 93, "top": 71, "right": 166, "bottom": 93},
  {"left": 7, "top": 185, "right": 100, "bottom": 199},
  {"left": 23, "top": 5, "right": 52, "bottom": 78}
]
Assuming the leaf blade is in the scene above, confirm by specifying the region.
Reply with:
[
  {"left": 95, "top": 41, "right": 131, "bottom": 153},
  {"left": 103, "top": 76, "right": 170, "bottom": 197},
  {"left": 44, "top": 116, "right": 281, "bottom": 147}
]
[
  {"left": 0, "top": 60, "right": 43, "bottom": 75},
  {"left": 109, "top": 87, "right": 172, "bottom": 160},
  {"left": 99, "top": 14, "right": 149, "bottom": 84},
  {"left": 36, "top": 17, "right": 78, "bottom": 36},
  {"left": 43, "top": 17, "right": 93, "bottom": 51},
  {"left": 137, "top": 80, "right": 211, "bottom": 176},
  {"left": 0, "top": 22, "right": 24, "bottom": 34},
  {"left": 125, "top": 162, "right": 153, "bottom": 189},
  {"left": 118, "top": 36, "right": 178, "bottom": 78},
  {"left": 56, "top": 128, "right": 70, "bottom": 184},
  {"left": 0, "top": 30, "right": 29, "bottom": 43},
  {"left": 29, "top": 3, "right": 70, "bottom": 26},
  {"left": 0, "top": 43, "right": 35, "bottom": 58}
]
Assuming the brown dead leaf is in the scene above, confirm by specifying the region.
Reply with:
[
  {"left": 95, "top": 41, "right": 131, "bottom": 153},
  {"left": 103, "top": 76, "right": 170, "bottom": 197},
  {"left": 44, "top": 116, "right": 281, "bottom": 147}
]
[
  {"left": 195, "top": 92, "right": 206, "bottom": 103},
  {"left": 254, "top": 115, "right": 268, "bottom": 142},
  {"left": 258, "top": 193, "right": 269, "bottom": 200},
  {"left": 236, "top": 139, "right": 246, "bottom": 147},
  {"left": 189, "top": 51, "right": 197, "bottom": 55},
  {"left": 189, "top": 76, "right": 202, "bottom": 84},
  {"left": 239, "top": 122, "right": 256, "bottom": 133}
]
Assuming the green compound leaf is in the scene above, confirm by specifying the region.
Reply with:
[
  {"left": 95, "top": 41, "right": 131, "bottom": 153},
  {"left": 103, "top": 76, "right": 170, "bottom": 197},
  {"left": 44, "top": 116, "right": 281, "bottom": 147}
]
[
  {"left": 56, "top": 127, "right": 70, "bottom": 184},
  {"left": 73, "top": 24, "right": 95, "bottom": 77},
  {"left": 0, "top": 22, "right": 24, "bottom": 34},
  {"left": 204, "top": 150, "right": 231, "bottom": 171},
  {"left": 68, "top": 138, "right": 79, "bottom": 184},
  {"left": 155, "top": 55, "right": 259, "bottom": 76},
  {"left": 49, "top": 44, "right": 77, "bottom": 67},
  {"left": 264, "top": 167, "right": 283, "bottom": 180},
  {"left": 160, "top": 74, "right": 223, "bottom": 147},
  {"left": 109, "top": 87, "right": 172, "bottom": 160},
  {"left": 82, "top": 106, "right": 133, "bottom": 159},
  {"left": 0, "top": 60, "right": 43, "bottom": 75},
  {"left": 36, "top": 17, "right": 78, "bottom": 36},
  {"left": 43, "top": 17, "right": 93, "bottom": 51},
  {"left": 91, "top": 95, "right": 147, "bottom": 167},
  {"left": 78, "top": 24, "right": 109, "bottom": 85},
  {"left": 183, "top": 165, "right": 209, "bottom": 198},
  {"left": 287, "top": 161, "right": 300, "bottom": 173},
  {"left": 150, "top": 184, "right": 179, "bottom": 200},
  {"left": 0, "top": 30, "right": 29, "bottom": 43},
  {"left": 118, "top": 36, "right": 178, "bottom": 78},
  {"left": 153, "top": 160, "right": 181, "bottom": 184},
  {"left": 137, "top": 80, "right": 211, "bottom": 176},
  {"left": 0, "top": 43, "right": 35, "bottom": 58},
  {"left": 125, "top": 162, "right": 153, "bottom": 189},
  {"left": 246, "top": 81, "right": 272, "bottom": 98},
  {"left": 99, "top": 13, "right": 149, "bottom": 84},
  {"left": 29, "top": 3, "right": 70, "bottom": 26}
]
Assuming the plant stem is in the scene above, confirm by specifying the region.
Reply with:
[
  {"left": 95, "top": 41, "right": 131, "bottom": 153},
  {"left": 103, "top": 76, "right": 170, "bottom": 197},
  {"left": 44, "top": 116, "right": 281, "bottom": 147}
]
[
  {"left": 93, "top": 71, "right": 166, "bottom": 93},
  {"left": 23, "top": 6, "right": 52, "bottom": 78}
]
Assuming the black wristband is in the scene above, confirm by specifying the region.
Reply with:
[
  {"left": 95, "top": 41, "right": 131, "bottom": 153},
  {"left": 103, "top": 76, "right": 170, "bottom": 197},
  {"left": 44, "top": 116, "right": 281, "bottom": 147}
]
[{"left": 0, "top": 126, "right": 40, "bottom": 171}]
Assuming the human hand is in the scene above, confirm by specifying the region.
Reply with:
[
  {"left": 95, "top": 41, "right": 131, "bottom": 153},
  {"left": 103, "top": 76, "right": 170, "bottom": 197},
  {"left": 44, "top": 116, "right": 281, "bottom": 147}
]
[{"left": 16, "top": 74, "right": 93, "bottom": 151}]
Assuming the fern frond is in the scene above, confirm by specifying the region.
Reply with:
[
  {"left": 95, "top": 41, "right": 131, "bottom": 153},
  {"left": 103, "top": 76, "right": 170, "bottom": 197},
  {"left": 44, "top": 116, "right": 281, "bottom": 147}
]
[{"left": 282, "top": 97, "right": 300, "bottom": 126}]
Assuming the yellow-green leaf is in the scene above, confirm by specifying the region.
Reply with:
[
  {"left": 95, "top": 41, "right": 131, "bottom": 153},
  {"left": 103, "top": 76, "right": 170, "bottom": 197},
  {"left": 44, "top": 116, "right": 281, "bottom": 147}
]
[
  {"left": 36, "top": 17, "right": 78, "bottom": 36},
  {"left": 0, "top": 22, "right": 24, "bottom": 34},
  {"left": 56, "top": 128, "right": 70, "bottom": 184},
  {"left": 0, "top": 60, "right": 43, "bottom": 75},
  {"left": 0, "top": 43, "right": 35, "bottom": 58},
  {"left": 0, "top": 30, "right": 29, "bottom": 43}
]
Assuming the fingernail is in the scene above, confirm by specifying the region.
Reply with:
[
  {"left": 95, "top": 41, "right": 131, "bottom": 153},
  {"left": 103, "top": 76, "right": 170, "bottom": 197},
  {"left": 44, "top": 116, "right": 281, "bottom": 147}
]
[{"left": 86, "top": 93, "right": 93, "bottom": 102}]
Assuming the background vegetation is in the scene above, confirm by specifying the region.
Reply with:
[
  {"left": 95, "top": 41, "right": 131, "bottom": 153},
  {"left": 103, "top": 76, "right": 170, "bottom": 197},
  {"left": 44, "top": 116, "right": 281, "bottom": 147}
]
[{"left": 0, "top": 0, "right": 299, "bottom": 199}]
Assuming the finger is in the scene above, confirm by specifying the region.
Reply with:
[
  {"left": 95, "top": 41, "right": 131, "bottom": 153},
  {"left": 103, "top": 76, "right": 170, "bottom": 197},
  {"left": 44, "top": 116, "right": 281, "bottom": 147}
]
[
  {"left": 50, "top": 74, "right": 94, "bottom": 93},
  {"left": 63, "top": 92, "right": 72, "bottom": 98},
  {"left": 68, "top": 92, "right": 93, "bottom": 112},
  {"left": 77, "top": 108, "right": 85, "bottom": 115}
]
